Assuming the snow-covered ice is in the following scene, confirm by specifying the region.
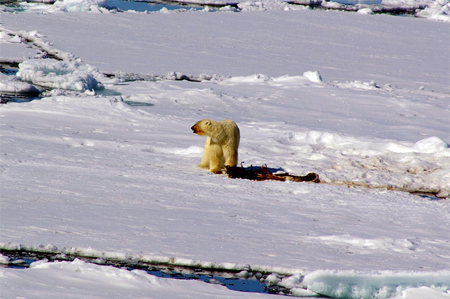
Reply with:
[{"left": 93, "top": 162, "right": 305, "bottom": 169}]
[
  {"left": 0, "top": 258, "right": 276, "bottom": 299},
  {"left": 1, "top": 0, "right": 449, "bottom": 298},
  {"left": 301, "top": 270, "right": 450, "bottom": 298},
  {"left": 17, "top": 59, "right": 105, "bottom": 91},
  {"left": 415, "top": 0, "right": 450, "bottom": 21},
  {"left": 1, "top": 0, "right": 449, "bottom": 20},
  {"left": 0, "top": 73, "right": 42, "bottom": 95},
  {"left": 2, "top": 8, "right": 448, "bottom": 92}
]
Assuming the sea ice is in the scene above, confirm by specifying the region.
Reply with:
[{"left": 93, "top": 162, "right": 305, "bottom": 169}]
[
  {"left": 52, "top": 0, "right": 107, "bottom": 12},
  {"left": 17, "top": 59, "right": 105, "bottom": 91},
  {"left": 1, "top": 2, "right": 449, "bottom": 299},
  {"left": 0, "top": 73, "right": 42, "bottom": 95},
  {"left": 302, "top": 270, "right": 450, "bottom": 299}
]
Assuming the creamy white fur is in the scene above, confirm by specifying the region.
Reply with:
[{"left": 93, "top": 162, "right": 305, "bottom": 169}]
[{"left": 191, "top": 119, "right": 240, "bottom": 173}]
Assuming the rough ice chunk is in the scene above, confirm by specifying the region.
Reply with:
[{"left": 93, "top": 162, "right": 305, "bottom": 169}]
[
  {"left": 53, "top": 0, "right": 107, "bottom": 12},
  {"left": 303, "top": 71, "right": 323, "bottom": 83},
  {"left": 413, "top": 136, "right": 449, "bottom": 154},
  {"left": 357, "top": 7, "right": 375, "bottom": 14},
  {"left": 0, "top": 74, "right": 42, "bottom": 95},
  {"left": 303, "top": 270, "right": 450, "bottom": 299},
  {"left": 17, "top": 59, "right": 104, "bottom": 91}
]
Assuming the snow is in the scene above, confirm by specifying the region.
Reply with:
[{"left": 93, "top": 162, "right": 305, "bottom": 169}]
[
  {"left": 357, "top": 7, "right": 375, "bottom": 14},
  {"left": 1, "top": 259, "right": 448, "bottom": 298},
  {"left": 53, "top": 0, "right": 107, "bottom": 12},
  {"left": 392, "top": 287, "right": 450, "bottom": 299},
  {"left": 0, "top": 30, "right": 41, "bottom": 61},
  {"left": 2, "top": 10, "right": 448, "bottom": 93},
  {"left": 0, "top": 73, "right": 42, "bottom": 95},
  {"left": 302, "top": 71, "right": 323, "bottom": 84},
  {"left": 3, "top": 0, "right": 110, "bottom": 13},
  {"left": 17, "top": 59, "right": 105, "bottom": 91},
  {"left": 1, "top": 1, "right": 450, "bottom": 298},
  {"left": 382, "top": 0, "right": 450, "bottom": 21},
  {"left": 0, "top": 259, "right": 275, "bottom": 299},
  {"left": 301, "top": 270, "right": 450, "bottom": 298},
  {"left": 415, "top": 0, "right": 450, "bottom": 21},
  {"left": 237, "top": 0, "right": 307, "bottom": 11}
]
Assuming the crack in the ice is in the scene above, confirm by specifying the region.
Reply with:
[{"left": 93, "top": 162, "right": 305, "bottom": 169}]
[{"left": 0, "top": 248, "right": 299, "bottom": 297}]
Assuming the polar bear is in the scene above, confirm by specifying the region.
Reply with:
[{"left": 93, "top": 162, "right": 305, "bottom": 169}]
[{"left": 191, "top": 119, "right": 240, "bottom": 173}]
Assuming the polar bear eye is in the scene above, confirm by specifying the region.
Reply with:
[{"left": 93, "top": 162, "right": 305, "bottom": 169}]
[{"left": 205, "top": 121, "right": 211, "bottom": 125}]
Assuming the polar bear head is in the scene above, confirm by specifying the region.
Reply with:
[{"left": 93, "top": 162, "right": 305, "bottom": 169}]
[{"left": 191, "top": 119, "right": 214, "bottom": 136}]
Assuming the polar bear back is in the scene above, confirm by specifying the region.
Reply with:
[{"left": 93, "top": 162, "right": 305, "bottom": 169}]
[{"left": 212, "top": 119, "right": 240, "bottom": 147}]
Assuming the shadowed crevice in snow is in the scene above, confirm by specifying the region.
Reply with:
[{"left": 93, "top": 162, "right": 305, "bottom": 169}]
[
  {"left": 0, "top": 248, "right": 294, "bottom": 296},
  {"left": 1, "top": 246, "right": 449, "bottom": 299},
  {"left": 102, "top": 71, "right": 212, "bottom": 82},
  {"left": 0, "top": 62, "right": 44, "bottom": 101},
  {"left": 0, "top": 245, "right": 295, "bottom": 275},
  {"left": 0, "top": 28, "right": 73, "bottom": 62}
]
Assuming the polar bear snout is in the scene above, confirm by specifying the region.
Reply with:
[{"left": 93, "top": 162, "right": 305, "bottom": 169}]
[{"left": 191, "top": 123, "right": 205, "bottom": 135}]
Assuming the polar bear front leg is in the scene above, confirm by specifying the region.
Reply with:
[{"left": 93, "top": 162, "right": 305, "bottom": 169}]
[
  {"left": 209, "top": 142, "right": 224, "bottom": 173},
  {"left": 199, "top": 137, "right": 211, "bottom": 169}
]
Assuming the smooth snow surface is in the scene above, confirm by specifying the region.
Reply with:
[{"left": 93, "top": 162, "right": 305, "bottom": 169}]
[{"left": 1, "top": 1, "right": 449, "bottom": 298}]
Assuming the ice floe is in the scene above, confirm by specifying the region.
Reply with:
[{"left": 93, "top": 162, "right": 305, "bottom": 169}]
[
  {"left": 1, "top": 2, "right": 449, "bottom": 299},
  {"left": 16, "top": 59, "right": 106, "bottom": 91},
  {"left": 0, "top": 73, "right": 42, "bottom": 95}
]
